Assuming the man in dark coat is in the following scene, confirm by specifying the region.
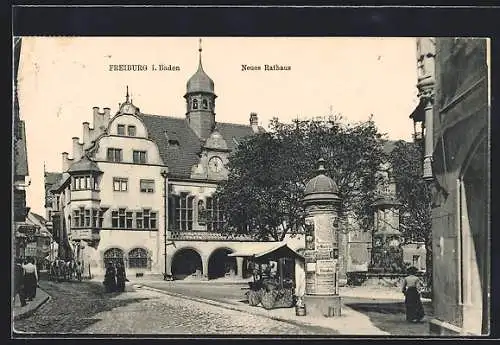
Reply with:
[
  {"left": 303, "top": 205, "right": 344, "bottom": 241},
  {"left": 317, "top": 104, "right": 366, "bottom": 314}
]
[
  {"left": 13, "top": 258, "right": 27, "bottom": 307},
  {"left": 115, "top": 261, "right": 127, "bottom": 292},
  {"left": 103, "top": 261, "right": 117, "bottom": 293}
]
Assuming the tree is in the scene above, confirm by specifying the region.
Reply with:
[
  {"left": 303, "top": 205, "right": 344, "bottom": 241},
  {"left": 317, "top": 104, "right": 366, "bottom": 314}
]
[
  {"left": 214, "top": 115, "right": 386, "bottom": 241},
  {"left": 389, "top": 140, "right": 433, "bottom": 285}
]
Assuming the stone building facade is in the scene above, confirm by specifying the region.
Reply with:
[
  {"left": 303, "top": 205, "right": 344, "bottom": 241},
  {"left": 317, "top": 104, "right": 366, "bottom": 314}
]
[
  {"left": 413, "top": 37, "right": 489, "bottom": 335},
  {"left": 45, "top": 45, "right": 305, "bottom": 279},
  {"left": 13, "top": 37, "right": 36, "bottom": 258}
]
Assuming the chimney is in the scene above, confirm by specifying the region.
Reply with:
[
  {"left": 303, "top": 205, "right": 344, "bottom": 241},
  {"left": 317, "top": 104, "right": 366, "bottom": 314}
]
[
  {"left": 103, "top": 107, "right": 111, "bottom": 126},
  {"left": 250, "top": 112, "right": 259, "bottom": 133},
  {"left": 62, "top": 152, "right": 69, "bottom": 171},
  {"left": 82, "top": 122, "right": 90, "bottom": 148},
  {"left": 93, "top": 107, "right": 102, "bottom": 131},
  {"left": 72, "top": 137, "right": 82, "bottom": 160}
]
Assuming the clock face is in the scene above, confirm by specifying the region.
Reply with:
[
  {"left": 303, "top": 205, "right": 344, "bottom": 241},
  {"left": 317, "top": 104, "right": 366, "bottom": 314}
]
[
  {"left": 123, "top": 104, "right": 133, "bottom": 113},
  {"left": 209, "top": 156, "right": 223, "bottom": 173}
]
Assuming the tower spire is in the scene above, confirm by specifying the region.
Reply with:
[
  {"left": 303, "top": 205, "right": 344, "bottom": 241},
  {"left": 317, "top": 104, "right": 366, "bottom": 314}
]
[
  {"left": 198, "top": 38, "right": 203, "bottom": 69},
  {"left": 126, "top": 85, "right": 130, "bottom": 103}
]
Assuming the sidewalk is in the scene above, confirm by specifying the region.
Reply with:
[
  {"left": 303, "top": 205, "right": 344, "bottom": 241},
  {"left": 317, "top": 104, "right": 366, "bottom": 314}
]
[
  {"left": 341, "top": 286, "right": 432, "bottom": 303},
  {"left": 13, "top": 288, "right": 51, "bottom": 321},
  {"left": 136, "top": 283, "right": 390, "bottom": 335}
]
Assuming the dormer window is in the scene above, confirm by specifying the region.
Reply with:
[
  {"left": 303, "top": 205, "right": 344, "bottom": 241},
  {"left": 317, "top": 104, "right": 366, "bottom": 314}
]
[
  {"left": 117, "top": 124, "right": 125, "bottom": 135},
  {"left": 202, "top": 99, "right": 208, "bottom": 109},
  {"left": 192, "top": 99, "right": 198, "bottom": 110},
  {"left": 127, "top": 125, "right": 136, "bottom": 137}
]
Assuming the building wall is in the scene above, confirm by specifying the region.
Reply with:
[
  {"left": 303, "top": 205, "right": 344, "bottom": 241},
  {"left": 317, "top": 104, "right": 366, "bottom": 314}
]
[{"left": 427, "top": 38, "right": 489, "bottom": 335}]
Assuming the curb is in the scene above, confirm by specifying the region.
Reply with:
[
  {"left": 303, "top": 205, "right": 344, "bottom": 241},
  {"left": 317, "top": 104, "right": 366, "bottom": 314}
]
[
  {"left": 13, "top": 292, "right": 51, "bottom": 321},
  {"left": 134, "top": 284, "right": 343, "bottom": 332}
]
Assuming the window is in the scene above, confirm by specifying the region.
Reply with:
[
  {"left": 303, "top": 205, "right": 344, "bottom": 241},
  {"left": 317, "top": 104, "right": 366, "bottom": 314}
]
[
  {"left": 192, "top": 99, "right": 198, "bottom": 110},
  {"left": 126, "top": 212, "right": 133, "bottom": 229},
  {"left": 111, "top": 211, "right": 119, "bottom": 228},
  {"left": 133, "top": 151, "right": 147, "bottom": 164},
  {"left": 118, "top": 208, "right": 126, "bottom": 228},
  {"left": 117, "top": 124, "right": 125, "bottom": 135},
  {"left": 140, "top": 179, "right": 155, "bottom": 193},
  {"left": 104, "top": 248, "right": 124, "bottom": 267},
  {"left": 107, "top": 148, "right": 123, "bottom": 162},
  {"left": 169, "top": 193, "right": 194, "bottom": 231},
  {"left": 79, "top": 207, "right": 85, "bottom": 228},
  {"left": 136, "top": 212, "right": 143, "bottom": 229},
  {"left": 113, "top": 177, "right": 128, "bottom": 192},
  {"left": 73, "top": 175, "right": 92, "bottom": 190},
  {"left": 98, "top": 209, "right": 104, "bottom": 228},
  {"left": 141, "top": 209, "right": 158, "bottom": 229},
  {"left": 206, "top": 197, "right": 224, "bottom": 232},
  {"left": 128, "top": 248, "right": 149, "bottom": 269},
  {"left": 92, "top": 209, "right": 98, "bottom": 228},
  {"left": 127, "top": 125, "right": 136, "bottom": 136},
  {"left": 73, "top": 209, "right": 81, "bottom": 227},
  {"left": 202, "top": 99, "right": 208, "bottom": 109},
  {"left": 143, "top": 210, "right": 150, "bottom": 229},
  {"left": 84, "top": 209, "right": 91, "bottom": 227},
  {"left": 150, "top": 212, "right": 157, "bottom": 229}
]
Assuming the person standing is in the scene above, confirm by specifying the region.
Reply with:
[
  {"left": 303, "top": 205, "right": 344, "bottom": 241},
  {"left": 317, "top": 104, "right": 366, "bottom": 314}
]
[
  {"left": 76, "top": 261, "right": 83, "bottom": 281},
  {"left": 115, "top": 261, "right": 127, "bottom": 292},
  {"left": 14, "top": 258, "right": 27, "bottom": 307},
  {"left": 22, "top": 257, "right": 38, "bottom": 301},
  {"left": 103, "top": 261, "right": 116, "bottom": 293},
  {"left": 402, "top": 266, "right": 425, "bottom": 322}
]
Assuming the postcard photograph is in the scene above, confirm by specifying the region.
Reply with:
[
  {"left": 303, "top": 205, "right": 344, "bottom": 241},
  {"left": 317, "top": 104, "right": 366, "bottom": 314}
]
[{"left": 12, "top": 36, "right": 490, "bottom": 337}]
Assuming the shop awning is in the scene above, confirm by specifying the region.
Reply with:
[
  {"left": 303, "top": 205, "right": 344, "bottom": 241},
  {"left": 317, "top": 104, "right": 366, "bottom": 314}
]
[{"left": 229, "top": 243, "right": 304, "bottom": 262}]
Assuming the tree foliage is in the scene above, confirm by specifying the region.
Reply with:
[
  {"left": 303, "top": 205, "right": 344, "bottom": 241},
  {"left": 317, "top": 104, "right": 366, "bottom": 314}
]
[
  {"left": 214, "top": 116, "right": 386, "bottom": 241},
  {"left": 389, "top": 140, "right": 433, "bottom": 283}
]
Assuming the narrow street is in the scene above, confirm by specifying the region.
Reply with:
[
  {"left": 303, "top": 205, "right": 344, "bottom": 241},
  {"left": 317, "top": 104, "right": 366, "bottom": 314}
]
[{"left": 13, "top": 280, "right": 338, "bottom": 335}]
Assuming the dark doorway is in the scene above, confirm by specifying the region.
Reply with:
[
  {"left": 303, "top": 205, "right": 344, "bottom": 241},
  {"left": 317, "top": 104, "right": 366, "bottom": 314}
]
[
  {"left": 208, "top": 248, "right": 236, "bottom": 280},
  {"left": 171, "top": 248, "right": 203, "bottom": 280}
]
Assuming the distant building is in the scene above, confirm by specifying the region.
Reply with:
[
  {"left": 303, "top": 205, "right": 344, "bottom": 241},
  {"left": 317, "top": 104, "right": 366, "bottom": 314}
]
[{"left": 413, "top": 37, "right": 489, "bottom": 335}]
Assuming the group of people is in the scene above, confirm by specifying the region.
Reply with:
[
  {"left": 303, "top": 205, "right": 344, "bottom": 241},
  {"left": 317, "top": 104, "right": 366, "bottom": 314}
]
[
  {"left": 103, "top": 260, "right": 128, "bottom": 293},
  {"left": 13, "top": 257, "right": 39, "bottom": 307},
  {"left": 49, "top": 258, "right": 84, "bottom": 282}
]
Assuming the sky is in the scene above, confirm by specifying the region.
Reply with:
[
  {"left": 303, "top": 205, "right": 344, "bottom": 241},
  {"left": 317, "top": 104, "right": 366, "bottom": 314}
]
[{"left": 16, "top": 37, "right": 419, "bottom": 216}]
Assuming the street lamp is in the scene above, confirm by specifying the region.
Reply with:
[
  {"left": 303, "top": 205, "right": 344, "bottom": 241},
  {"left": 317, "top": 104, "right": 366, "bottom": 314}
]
[{"left": 160, "top": 168, "right": 169, "bottom": 280}]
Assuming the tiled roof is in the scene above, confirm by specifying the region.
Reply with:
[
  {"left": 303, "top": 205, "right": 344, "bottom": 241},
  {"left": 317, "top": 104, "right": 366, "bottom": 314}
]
[
  {"left": 45, "top": 172, "right": 62, "bottom": 186},
  {"left": 30, "top": 212, "right": 47, "bottom": 225},
  {"left": 138, "top": 114, "right": 255, "bottom": 178},
  {"left": 45, "top": 172, "right": 62, "bottom": 194},
  {"left": 14, "top": 121, "right": 29, "bottom": 176},
  {"left": 68, "top": 155, "right": 102, "bottom": 173}
]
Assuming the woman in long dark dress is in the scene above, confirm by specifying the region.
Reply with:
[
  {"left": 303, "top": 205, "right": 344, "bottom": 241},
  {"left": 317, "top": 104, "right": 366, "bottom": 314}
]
[
  {"left": 115, "top": 261, "right": 127, "bottom": 292},
  {"left": 103, "top": 261, "right": 117, "bottom": 293},
  {"left": 22, "top": 257, "right": 38, "bottom": 300},
  {"left": 402, "top": 266, "right": 425, "bottom": 322}
]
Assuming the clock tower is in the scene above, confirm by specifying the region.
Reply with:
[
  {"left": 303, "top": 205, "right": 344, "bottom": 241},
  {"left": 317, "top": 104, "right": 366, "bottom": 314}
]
[{"left": 184, "top": 39, "right": 217, "bottom": 139}]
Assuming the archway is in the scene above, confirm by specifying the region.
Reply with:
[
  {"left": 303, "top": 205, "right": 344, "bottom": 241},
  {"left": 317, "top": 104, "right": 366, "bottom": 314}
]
[
  {"left": 208, "top": 248, "right": 237, "bottom": 280},
  {"left": 171, "top": 248, "right": 203, "bottom": 280},
  {"left": 103, "top": 248, "right": 124, "bottom": 267}
]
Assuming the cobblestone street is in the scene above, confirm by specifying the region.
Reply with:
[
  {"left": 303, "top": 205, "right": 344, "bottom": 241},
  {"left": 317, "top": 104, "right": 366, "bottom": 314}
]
[{"left": 14, "top": 281, "right": 337, "bottom": 335}]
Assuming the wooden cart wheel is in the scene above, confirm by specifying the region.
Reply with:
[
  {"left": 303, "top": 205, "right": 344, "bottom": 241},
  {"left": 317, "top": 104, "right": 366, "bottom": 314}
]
[{"left": 261, "top": 290, "right": 277, "bottom": 310}]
